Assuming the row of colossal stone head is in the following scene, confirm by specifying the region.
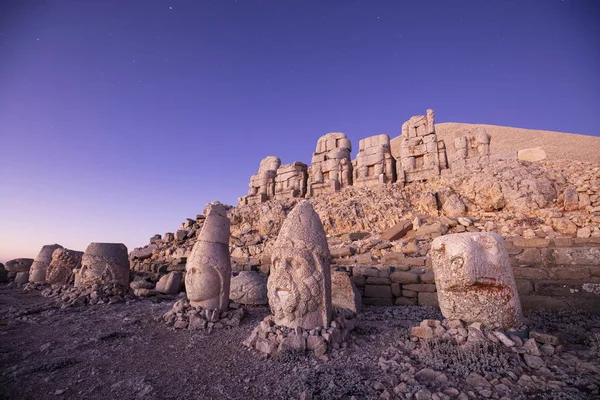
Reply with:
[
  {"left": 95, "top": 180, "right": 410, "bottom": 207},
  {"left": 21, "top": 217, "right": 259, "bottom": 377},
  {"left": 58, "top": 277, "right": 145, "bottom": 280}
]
[
  {"left": 238, "top": 109, "right": 492, "bottom": 206},
  {"left": 4, "top": 243, "right": 130, "bottom": 288},
  {"left": 5, "top": 199, "right": 522, "bottom": 332}
]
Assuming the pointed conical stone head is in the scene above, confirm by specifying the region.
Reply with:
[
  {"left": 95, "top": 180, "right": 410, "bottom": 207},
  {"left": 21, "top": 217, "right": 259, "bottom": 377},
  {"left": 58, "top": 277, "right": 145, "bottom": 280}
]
[
  {"left": 29, "top": 244, "right": 63, "bottom": 283},
  {"left": 268, "top": 200, "right": 332, "bottom": 329},
  {"left": 185, "top": 201, "right": 231, "bottom": 310}
]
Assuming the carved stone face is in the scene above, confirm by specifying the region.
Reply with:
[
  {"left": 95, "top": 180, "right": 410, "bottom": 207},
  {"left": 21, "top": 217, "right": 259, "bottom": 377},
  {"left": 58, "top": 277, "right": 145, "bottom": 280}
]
[
  {"left": 431, "top": 232, "right": 522, "bottom": 330},
  {"left": 268, "top": 249, "right": 322, "bottom": 326},
  {"left": 185, "top": 262, "right": 221, "bottom": 304}
]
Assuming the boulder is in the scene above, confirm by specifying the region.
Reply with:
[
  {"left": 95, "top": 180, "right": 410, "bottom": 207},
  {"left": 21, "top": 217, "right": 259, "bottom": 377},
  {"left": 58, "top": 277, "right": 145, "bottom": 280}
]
[
  {"left": 4, "top": 258, "right": 34, "bottom": 273},
  {"left": 517, "top": 147, "right": 546, "bottom": 162},
  {"left": 46, "top": 248, "right": 83, "bottom": 286},
  {"left": 331, "top": 271, "right": 361, "bottom": 317},
  {"left": 15, "top": 272, "right": 30, "bottom": 285},
  {"left": 380, "top": 220, "right": 413, "bottom": 241},
  {"left": 130, "top": 244, "right": 158, "bottom": 260},
  {"left": 155, "top": 271, "right": 183, "bottom": 294},
  {"left": 562, "top": 187, "right": 579, "bottom": 212},
  {"left": 0, "top": 263, "right": 7, "bottom": 283},
  {"left": 230, "top": 271, "right": 268, "bottom": 305}
]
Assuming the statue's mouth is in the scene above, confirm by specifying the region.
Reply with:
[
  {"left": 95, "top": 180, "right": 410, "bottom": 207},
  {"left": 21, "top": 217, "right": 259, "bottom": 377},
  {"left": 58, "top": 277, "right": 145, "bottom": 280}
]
[{"left": 276, "top": 288, "right": 290, "bottom": 303}]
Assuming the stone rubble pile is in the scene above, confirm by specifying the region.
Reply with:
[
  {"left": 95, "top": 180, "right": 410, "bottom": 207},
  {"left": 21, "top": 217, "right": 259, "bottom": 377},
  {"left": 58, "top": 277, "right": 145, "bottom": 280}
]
[
  {"left": 242, "top": 314, "right": 354, "bottom": 358},
  {"left": 23, "top": 282, "right": 134, "bottom": 307},
  {"left": 162, "top": 298, "right": 245, "bottom": 332},
  {"left": 409, "top": 318, "right": 561, "bottom": 363}
]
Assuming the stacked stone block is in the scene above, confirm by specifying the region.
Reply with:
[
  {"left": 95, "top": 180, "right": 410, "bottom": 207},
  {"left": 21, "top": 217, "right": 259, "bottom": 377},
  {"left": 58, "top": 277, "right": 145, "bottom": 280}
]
[
  {"left": 352, "top": 134, "right": 395, "bottom": 187},
  {"left": 449, "top": 127, "right": 491, "bottom": 167},
  {"left": 307, "top": 132, "right": 353, "bottom": 197},
  {"left": 396, "top": 109, "right": 448, "bottom": 184},
  {"left": 274, "top": 161, "right": 308, "bottom": 200},
  {"left": 238, "top": 156, "right": 281, "bottom": 205}
]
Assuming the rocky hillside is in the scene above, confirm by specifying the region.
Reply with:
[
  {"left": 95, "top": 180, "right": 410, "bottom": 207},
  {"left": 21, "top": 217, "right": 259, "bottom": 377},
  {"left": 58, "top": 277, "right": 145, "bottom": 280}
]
[{"left": 130, "top": 157, "right": 600, "bottom": 280}]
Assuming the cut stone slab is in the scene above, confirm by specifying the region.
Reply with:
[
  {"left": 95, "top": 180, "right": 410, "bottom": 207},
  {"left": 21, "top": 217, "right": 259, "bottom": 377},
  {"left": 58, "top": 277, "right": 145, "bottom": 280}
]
[
  {"left": 380, "top": 220, "right": 413, "bottom": 241},
  {"left": 331, "top": 271, "right": 362, "bottom": 317},
  {"left": 518, "top": 147, "right": 546, "bottom": 162}
]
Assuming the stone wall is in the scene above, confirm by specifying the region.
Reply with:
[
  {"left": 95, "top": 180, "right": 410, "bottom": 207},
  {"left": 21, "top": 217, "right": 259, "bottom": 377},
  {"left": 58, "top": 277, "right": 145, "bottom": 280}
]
[{"left": 328, "top": 237, "right": 600, "bottom": 313}]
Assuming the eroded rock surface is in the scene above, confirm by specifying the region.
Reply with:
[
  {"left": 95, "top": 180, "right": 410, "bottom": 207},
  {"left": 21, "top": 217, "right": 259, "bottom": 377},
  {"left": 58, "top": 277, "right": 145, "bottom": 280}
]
[
  {"left": 80, "top": 243, "right": 130, "bottom": 287},
  {"left": 431, "top": 232, "right": 523, "bottom": 330},
  {"left": 230, "top": 271, "right": 268, "bottom": 305},
  {"left": 46, "top": 248, "right": 83, "bottom": 286}
]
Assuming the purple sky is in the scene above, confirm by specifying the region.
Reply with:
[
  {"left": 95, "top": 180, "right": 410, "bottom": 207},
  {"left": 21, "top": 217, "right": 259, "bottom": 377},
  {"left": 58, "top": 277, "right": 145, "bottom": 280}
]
[{"left": 1, "top": 0, "right": 599, "bottom": 262}]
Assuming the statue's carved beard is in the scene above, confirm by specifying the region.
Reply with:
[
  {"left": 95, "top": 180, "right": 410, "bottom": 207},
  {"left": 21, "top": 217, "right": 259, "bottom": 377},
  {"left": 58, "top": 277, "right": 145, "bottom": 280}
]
[{"left": 271, "top": 272, "right": 320, "bottom": 323}]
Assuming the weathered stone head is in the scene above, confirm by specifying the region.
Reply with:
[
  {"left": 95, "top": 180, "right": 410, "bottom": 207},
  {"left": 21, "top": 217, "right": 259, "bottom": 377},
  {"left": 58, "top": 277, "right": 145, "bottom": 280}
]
[
  {"left": 268, "top": 200, "right": 332, "bottom": 329},
  {"left": 46, "top": 248, "right": 83, "bottom": 286},
  {"left": 80, "top": 243, "right": 130, "bottom": 287},
  {"left": 29, "top": 244, "right": 63, "bottom": 283},
  {"left": 431, "top": 232, "right": 522, "bottom": 330},
  {"left": 185, "top": 201, "right": 231, "bottom": 310}
]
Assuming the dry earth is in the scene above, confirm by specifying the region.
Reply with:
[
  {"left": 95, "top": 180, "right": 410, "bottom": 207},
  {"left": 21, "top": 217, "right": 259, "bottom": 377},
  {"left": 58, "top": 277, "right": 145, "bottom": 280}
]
[{"left": 1, "top": 284, "right": 600, "bottom": 400}]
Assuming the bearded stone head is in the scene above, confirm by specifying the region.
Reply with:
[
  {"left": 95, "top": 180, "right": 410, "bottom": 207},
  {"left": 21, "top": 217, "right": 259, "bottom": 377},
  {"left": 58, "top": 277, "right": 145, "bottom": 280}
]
[{"left": 267, "top": 200, "right": 332, "bottom": 330}]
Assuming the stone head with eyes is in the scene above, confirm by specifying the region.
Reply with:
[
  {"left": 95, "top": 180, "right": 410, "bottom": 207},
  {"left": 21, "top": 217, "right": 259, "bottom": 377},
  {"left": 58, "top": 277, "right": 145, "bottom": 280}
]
[
  {"left": 267, "top": 200, "right": 332, "bottom": 330},
  {"left": 431, "top": 232, "right": 522, "bottom": 330},
  {"left": 185, "top": 201, "right": 231, "bottom": 311}
]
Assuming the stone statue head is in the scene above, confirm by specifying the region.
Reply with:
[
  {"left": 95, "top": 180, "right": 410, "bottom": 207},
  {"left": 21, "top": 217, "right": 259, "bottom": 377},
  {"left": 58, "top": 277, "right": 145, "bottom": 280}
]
[
  {"left": 185, "top": 201, "right": 231, "bottom": 310},
  {"left": 431, "top": 232, "right": 522, "bottom": 329},
  {"left": 268, "top": 200, "right": 332, "bottom": 329}
]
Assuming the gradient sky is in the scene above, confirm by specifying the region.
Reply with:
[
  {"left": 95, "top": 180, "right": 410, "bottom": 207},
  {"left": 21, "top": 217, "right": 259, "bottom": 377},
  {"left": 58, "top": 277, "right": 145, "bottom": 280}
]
[{"left": 1, "top": 0, "right": 599, "bottom": 262}]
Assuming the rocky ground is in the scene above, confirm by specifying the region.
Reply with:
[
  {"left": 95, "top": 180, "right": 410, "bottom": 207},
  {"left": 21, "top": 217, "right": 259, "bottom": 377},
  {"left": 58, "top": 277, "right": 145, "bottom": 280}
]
[{"left": 1, "top": 284, "right": 599, "bottom": 400}]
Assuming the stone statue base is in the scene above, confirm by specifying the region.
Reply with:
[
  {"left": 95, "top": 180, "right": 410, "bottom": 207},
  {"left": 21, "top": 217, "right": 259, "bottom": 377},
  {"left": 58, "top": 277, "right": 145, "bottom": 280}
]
[
  {"left": 162, "top": 298, "right": 245, "bottom": 333},
  {"left": 242, "top": 314, "right": 354, "bottom": 359}
]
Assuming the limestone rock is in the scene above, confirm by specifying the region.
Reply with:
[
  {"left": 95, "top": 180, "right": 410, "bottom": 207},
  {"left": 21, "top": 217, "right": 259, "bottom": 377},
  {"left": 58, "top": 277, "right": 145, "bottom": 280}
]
[
  {"left": 80, "top": 243, "right": 130, "bottom": 287},
  {"left": 230, "top": 271, "right": 268, "bottom": 305},
  {"left": 155, "top": 271, "right": 183, "bottom": 294},
  {"left": 130, "top": 244, "right": 158, "bottom": 260},
  {"left": 331, "top": 271, "right": 361, "bottom": 317},
  {"left": 380, "top": 220, "right": 413, "bottom": 241},
  {"left": 518, "top": 147, "right": 546, "bottom": 162},
  {"left": 274, "top": 161, "right": 308, "bottom": 200},
  {"left": 239, "top": 156, "right": 281, "bottom": 205},
  {"left": 267, "top": 200, "right": 332, "bottom": 329},
  {"left": 4, "top": 258, "right": 34, "bottom": 273},
  {"left": 431, "top": 232, "right": 523, "bottom": 330},
  {"left": 0, "top": 263, "right": 7, "bottom": 283},
  {"left": 562, "top": 187, "right": 579, "bottom": 211},
  {"left": 185, "top": 201, "right": 231, "bottom": 310},
  {"left": 15, "top": 272, "right": 30, "bottom": 285},
  {"left": 29, "top": 244, "right": 63, "bottom": 283},
  {"left": 396, "top": 109, "right": 447, "bottom": 184},
  {"left": 46, "top": 248, "right": 83, "bottom": 286},
  {"left": 352, "top": 133, "right": 395, "bottom": 187},
  {"left": 307, "top": 132, "right": 353, "bottom": 197},
  {"left": 441, "top": 193, "right": 466, "bottom": 218}
]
